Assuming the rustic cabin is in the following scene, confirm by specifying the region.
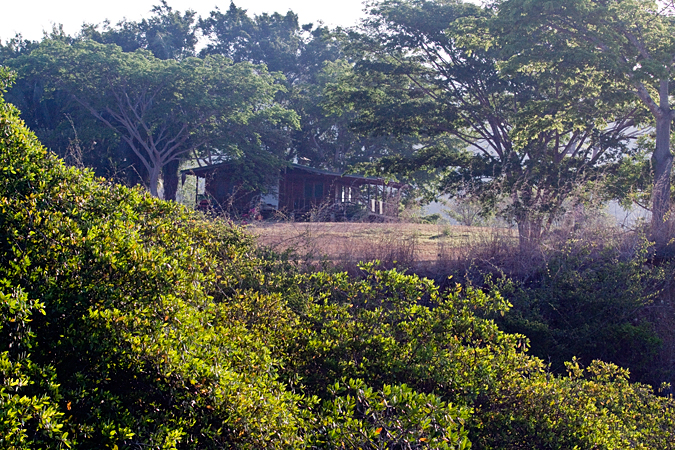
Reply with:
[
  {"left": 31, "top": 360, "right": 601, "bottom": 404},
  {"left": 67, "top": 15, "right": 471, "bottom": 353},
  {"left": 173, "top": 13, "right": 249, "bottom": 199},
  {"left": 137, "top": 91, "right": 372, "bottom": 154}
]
[{"left": 180, "top": 163, "right": 406, "bottom": 221}]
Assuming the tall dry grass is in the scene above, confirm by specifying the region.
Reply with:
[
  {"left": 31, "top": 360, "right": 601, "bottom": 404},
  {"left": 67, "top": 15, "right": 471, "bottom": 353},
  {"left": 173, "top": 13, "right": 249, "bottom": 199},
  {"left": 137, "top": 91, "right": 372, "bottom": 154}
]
[
  {"left": 250, "top": 220, "right": 519, "bottom": 277},
  {"left": 250, "top": 206, "right": 646, "bottom": 280}
]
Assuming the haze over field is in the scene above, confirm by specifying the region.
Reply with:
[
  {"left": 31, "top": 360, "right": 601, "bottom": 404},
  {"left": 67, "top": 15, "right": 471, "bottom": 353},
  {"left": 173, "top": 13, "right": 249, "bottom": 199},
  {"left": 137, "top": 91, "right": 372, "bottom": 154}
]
[{"left": 1, "top": 0, "right": 367, "bottom": 42}]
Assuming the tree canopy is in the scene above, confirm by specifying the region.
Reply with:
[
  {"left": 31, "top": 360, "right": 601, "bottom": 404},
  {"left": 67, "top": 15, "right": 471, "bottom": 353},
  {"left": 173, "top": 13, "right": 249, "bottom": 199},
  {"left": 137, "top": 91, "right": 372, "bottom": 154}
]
[
  {"left": 15, "top": 39, "right": 297, "bottom": 198},
  {"left": 3, "top": 0, "right": 675, "bottom": 252},
  {"left": 2, "top": 2, "right": 411, "bottom": 194},
  {"left": 326, "top": 0, "right": 641, "bottom": 247},
  {"left": 495, "top": 0, "right": 675, "bottom": 254},
  {"left": 80, "top": 0, "right": 199, "bottom": 60}
]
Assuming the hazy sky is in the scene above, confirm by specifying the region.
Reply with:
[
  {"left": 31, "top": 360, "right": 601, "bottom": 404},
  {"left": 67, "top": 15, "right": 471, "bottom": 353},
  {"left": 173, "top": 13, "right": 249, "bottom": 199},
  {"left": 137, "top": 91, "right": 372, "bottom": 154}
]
[{"left": 1, "top": 0, "right": 368, "bottom": 43}]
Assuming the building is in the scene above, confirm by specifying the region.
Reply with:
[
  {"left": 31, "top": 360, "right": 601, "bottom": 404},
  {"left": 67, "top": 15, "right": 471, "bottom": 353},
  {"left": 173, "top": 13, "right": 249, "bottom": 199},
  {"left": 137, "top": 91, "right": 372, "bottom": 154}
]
[{"left": 180, "top": 163, "right": 407, "bottom": 221}]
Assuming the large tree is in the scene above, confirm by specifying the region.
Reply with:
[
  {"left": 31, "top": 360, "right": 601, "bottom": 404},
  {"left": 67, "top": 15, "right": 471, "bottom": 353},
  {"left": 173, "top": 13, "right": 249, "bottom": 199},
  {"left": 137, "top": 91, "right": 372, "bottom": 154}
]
[
  {"left": 199, "top": 2, "right": 415, "bottom": 172},
  {"left": 80, "top": 0, "right": 199, "bottom": 60},
  {"left": 79, "top": 1, "right": 201, "bottom": 198},
  {"left": 3, "top": 0, "right": 202, "bottom": 193},
  {"left": 495, "top": 0, "right": 675, "bottom": 255},
  {"left": 199, "top": 2, "right": 304, "bottom": 78},
  {"left": 328, "top": 0, "right": 640, "bottom": 249},
  {"left": 18, "top": 39, "right": 296, "bottom": 198},
  {"left": 0, "top": 31, "right": 137, "bottom": 184}
]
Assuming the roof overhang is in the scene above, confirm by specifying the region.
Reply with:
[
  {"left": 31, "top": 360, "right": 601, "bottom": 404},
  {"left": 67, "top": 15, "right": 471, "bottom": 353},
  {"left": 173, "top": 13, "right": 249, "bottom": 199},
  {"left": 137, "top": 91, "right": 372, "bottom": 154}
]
[{"left": 181, "top": 162, "right": 407, "bottom": 189}]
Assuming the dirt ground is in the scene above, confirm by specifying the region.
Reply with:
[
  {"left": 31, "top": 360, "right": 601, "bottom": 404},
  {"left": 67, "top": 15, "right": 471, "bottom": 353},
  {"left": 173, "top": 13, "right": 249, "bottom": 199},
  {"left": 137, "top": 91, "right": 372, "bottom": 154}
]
[{"left": 248, "top": 222, "right": 516, "bottom": 268}]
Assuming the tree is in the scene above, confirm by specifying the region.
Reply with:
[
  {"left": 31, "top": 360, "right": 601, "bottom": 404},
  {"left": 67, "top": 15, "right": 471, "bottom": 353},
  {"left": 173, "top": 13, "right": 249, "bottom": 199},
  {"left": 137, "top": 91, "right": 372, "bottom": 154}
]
[
  {"left": 327, "top": 0, "right": 640, "bottom": 249},
  {"left": 3, "top": 16, "right": 195, "bottom": 191},
  {"left": 18, "top": 39, "right": 296, "bottom": 198},
  {"left": 199, "top": 2, "right": 416, "bottom": 173},
  {"left": 199, "top": 2, "right": 304, "bottom": 78},
  {"left": 0, "top": 30, "right": 139, "bottom": 185},
  {"left": 495, "top": 0, "right": 675, "bottom": 255},
  {"left": 80, "top": 0, "right": 199, "bottom": 60}
]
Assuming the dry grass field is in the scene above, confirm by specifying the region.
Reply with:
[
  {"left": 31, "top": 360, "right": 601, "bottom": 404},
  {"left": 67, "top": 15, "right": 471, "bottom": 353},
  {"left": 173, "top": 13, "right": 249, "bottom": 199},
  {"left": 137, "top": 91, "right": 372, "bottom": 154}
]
[{"left": 248, "top": 221, "right": 517, "bottom": 273}]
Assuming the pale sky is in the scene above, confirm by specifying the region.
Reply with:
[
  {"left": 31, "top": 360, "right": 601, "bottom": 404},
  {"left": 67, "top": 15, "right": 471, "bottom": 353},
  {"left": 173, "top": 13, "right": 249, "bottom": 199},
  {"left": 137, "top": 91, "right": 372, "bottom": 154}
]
[{"left": 1, "top": 0, "right": 369, "bottom": 43}]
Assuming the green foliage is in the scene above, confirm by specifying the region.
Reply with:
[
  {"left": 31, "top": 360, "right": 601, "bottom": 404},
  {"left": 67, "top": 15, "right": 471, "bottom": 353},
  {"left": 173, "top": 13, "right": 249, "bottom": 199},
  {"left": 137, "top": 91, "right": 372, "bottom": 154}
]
[
  {"left": 199, "top": 3, "right": 304, "bottom": 75},
  {"left": 0, "top": 286, "right": 70, "bottom": 449},
  {"left": 328, "top": 0, "right": 641, "bottom": 248},
  {"left": 313, "top": 378, "right": 471, "bottom": 449},
  {"left": 495, "top": 0, "right": 675, "bottom": 254},
  {"left": 0, "top": 67, "right": 303, "bottom": 447},
  {"left": 2, "top": 3, "right": 200, "bottom": 191},
  {"left": 199, "top": 3, "right": 414, "bottom": 173},
  {"left": 81, "top": 0, "right": 199, "bottom": 60},
  {"left": 476, "top": 359, "right": 675, "bottom": 450},
  {"left": 282, "top": 264, "right": 527, "bottom": 405},
  {"left": 12, "top": 38, "right": 298, "bottom": 198},
  {"left": 494, "top": 237, "right": 664, "bottom": 384},
  {"left": 1, "top": 66, "right": 675, "bottom": 448}
]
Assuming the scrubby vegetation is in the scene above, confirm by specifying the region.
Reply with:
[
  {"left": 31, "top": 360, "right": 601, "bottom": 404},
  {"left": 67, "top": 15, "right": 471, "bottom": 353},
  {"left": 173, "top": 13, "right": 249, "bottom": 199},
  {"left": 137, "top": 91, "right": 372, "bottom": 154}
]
[
  {"left": 253, "top": 218, "right": 675, "bottom": 389},
  {"left": 2, "top": 65, "right": 675, "bottom": 449},
  {"left": 491, "top": 236, "right": 668, "bottom": 384}
]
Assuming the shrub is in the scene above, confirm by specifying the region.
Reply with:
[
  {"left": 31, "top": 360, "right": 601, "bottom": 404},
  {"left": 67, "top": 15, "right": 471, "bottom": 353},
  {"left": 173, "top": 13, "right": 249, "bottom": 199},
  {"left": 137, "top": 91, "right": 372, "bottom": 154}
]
[
  {"left": 1, "top": 65, "right": 675, "bottom": 449},
  {"left": 494, "top": 237, "right": 664, "bottom": 384},
  {"left": 474, "top": 359, "right": 675, "bottom": 450},
  {"left": 312, "top": 379, "right": 471, "bottom": 449},
  {"left": 0, "top": 67, "right": 303, "bottom": 449}
]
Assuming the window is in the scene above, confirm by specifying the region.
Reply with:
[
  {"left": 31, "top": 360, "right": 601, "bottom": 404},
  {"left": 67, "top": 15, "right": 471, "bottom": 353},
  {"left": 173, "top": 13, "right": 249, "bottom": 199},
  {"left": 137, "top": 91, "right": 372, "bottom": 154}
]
[{"left": 341, "top": 186, "right": 352, "bottom": 202}]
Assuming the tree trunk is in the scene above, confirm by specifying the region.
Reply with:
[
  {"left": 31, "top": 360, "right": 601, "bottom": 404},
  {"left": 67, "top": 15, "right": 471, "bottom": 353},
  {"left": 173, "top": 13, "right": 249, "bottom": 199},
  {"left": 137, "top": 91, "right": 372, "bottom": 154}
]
[
  {"left": 149, "top": 165, "right": 161, "bottom": 198},
  {"left": 517, "top": 217, "right": 543, "bottom": 255},
  {"left": 162, "top": 159, "right": 180, "bottom": 201},
  {"left": 652, "top": 80, "right": 674, "bottom": 258}
]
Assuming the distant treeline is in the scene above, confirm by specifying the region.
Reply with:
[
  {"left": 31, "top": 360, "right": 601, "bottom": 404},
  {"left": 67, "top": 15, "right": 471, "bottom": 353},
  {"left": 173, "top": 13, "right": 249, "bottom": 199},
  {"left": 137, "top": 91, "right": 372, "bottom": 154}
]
[{"left": 0, "top": 1, "right": 408, "bottom": 200}]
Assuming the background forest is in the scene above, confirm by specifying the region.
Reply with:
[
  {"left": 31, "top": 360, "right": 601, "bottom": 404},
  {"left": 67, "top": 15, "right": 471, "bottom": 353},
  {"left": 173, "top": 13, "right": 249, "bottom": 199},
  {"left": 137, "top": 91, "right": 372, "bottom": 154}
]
[{"left": 3, "top": 0, "right": 675, "bottom": 448}]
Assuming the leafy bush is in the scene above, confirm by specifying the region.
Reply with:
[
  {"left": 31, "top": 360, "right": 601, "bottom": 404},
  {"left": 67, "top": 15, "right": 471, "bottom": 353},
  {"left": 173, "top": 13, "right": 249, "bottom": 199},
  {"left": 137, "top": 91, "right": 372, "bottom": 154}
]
[
  {"left": 0, "top": 66, "right": 303, "bottom": 448},
  {"left": 312, "top": 379, "right": 471, "bottom": 449},
  {"left": 281, "top": 264, "right": 528, "bottom": 404},
  {"left": 1, "top": 65, "right": 675, "bottom": 449},
  {"left": 494, "top": 237, "right": 664, "bottom": 384},
  {"left": 476, "top": 359, "right": 675, "bottom": 450}
]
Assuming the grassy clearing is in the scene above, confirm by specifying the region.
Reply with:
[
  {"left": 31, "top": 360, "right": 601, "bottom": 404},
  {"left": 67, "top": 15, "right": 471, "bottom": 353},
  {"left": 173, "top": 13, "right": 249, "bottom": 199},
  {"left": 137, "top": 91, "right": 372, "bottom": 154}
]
[{"left": 249, "top": 222, "right": 517, "bottom": 273}]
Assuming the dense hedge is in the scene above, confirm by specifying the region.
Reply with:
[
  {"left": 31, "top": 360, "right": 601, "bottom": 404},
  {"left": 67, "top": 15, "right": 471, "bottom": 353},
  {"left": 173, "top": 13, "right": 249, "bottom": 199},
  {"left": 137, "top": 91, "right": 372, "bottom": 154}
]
[
  {"left": 1, "top": 66, "right": 675, "bottom": 449},
  {"left": 494, "top": 238, "right": 666, "bottom": 386}
]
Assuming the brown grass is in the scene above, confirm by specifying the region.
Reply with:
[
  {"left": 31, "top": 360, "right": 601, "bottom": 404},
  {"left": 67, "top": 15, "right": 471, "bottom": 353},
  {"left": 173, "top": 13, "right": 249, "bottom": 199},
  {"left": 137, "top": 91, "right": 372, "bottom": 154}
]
[
  {"left": 248, "top": 221, "right": 517, "bottom": 275},
  {"left": 247, "top": 218, "right": 645, "bottom": 283}
]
